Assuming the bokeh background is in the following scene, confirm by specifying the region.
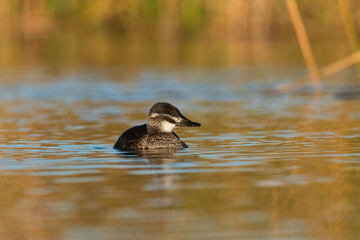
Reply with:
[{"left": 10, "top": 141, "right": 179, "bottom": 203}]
[{"left": 1, "top": 0, "right": 360, "bottom": 70}]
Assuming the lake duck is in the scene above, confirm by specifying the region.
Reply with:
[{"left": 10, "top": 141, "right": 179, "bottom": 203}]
[{"left": 114, "top": 102, "right": 201, "bottom": 151}]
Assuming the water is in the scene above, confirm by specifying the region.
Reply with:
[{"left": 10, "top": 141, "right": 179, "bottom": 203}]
[{"left": 1, "top": 66, "right": 360, "bottom": 240}]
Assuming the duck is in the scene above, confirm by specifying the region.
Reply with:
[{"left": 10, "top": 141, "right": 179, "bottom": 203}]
[{"left": 114, "top": 102, "right": 201, "bottom": 150}]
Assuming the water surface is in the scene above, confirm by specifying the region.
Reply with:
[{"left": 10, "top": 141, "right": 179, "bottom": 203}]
[{"left": 1, "top": 66, "right": 360, "bottom": 240}]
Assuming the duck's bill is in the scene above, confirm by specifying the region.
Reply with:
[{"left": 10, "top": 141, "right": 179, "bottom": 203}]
[{"left": 177, "top": 115, "right": 201, "bottom": 127}]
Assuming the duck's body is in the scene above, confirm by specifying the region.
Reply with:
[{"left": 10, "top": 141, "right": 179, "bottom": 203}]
[
  {"left": 114, "top": 103, "right": 200, "bottom": 151},
  {"left": 114, "top": 124, "right": 187, "bottom": 150}
]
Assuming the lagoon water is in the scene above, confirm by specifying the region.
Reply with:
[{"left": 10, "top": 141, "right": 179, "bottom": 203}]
[{"left": 1, "top": 63, "right": 360, "bottom": 240}]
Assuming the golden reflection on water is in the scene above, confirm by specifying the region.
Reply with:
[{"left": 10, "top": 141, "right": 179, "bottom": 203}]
[{"left": 1, "top": 92, "right": 360, "bottom": 239}]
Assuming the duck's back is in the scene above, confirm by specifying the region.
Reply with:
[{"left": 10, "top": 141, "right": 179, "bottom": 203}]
[
  {"left": 114, "top": 124, "right": 148, "bottom": 150},
  {"left": 114, "top": 124, "right": 187, "bottom": 150}
]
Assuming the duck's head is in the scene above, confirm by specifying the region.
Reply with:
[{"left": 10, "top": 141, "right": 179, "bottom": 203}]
[{"left": 147, "top": 102, "right": 201, "bottom": 134}]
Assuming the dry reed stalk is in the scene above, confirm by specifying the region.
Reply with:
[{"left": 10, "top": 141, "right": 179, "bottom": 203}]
[
  {"left": 286, "top": 0, "right": 322, "bottom": 93},
  {"left": 320, "top": 50, "right": 360, "bottom": 77},
  {"left": 274, "top": 50, "right": 360, "bottom": 94},
  {"left": 338, "top": 0, "right": 360, "bottom": 76}
]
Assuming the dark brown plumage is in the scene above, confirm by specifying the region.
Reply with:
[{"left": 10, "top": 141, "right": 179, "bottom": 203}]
[{"left": 114, "top": 102, "right": 200, "bottom": 151}]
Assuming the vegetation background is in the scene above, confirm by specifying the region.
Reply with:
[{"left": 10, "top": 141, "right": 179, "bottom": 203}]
[{"left": 0, "top": 0, "right": 360, "bottom": 69}]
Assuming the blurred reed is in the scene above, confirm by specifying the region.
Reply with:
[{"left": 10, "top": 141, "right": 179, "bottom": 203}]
[
  {"left": 286, "top": 0, "right": 322, "bottom": 93},
  {"left": 0, "top": 0, "right": 357, "bottom": 41},
  {"left": 1, "top": 0, "right": 360, "bottom": 75},
  {"left": 274, "top": 51, "right": 360, "bottom": 94},
  {"left": 338, "top": 0, "right": 360, "bottom": 75},
  {"left": 274, "top": 0, "right": 360, "bottom": 94}
]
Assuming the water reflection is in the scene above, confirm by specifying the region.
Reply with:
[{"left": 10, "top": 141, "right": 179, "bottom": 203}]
[
  {"left": 1, "top": 67, "right": 360, "bottom": 239},
  {"left": 116, "top": 149, "right": 186, "bottom": 195},
  {"left": 117, "top": 148, "right": 181, "bottom": 163}
]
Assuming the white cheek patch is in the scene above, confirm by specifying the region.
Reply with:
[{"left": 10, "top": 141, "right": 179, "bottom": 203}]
[{"left": 161, "top": 121, "right": 176, "bottom": 133}]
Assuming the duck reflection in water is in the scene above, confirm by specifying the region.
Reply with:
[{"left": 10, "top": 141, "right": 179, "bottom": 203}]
[
  {"left": 117, "top": 148, "right": 182, "bottom": 163},
  {"left": 114, "top": 102, "right": 201, "bottom": 151},
  {"left": 116, "top": 148, "right": 192, "bottom": 192}
]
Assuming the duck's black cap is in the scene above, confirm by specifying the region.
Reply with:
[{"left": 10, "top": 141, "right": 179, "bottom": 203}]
[
  {"left": 149, "top": 102, "right": 201, "bottom": 127},
  {"left": 149, "top": 102, "right": 181, "bottom": 116}
]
